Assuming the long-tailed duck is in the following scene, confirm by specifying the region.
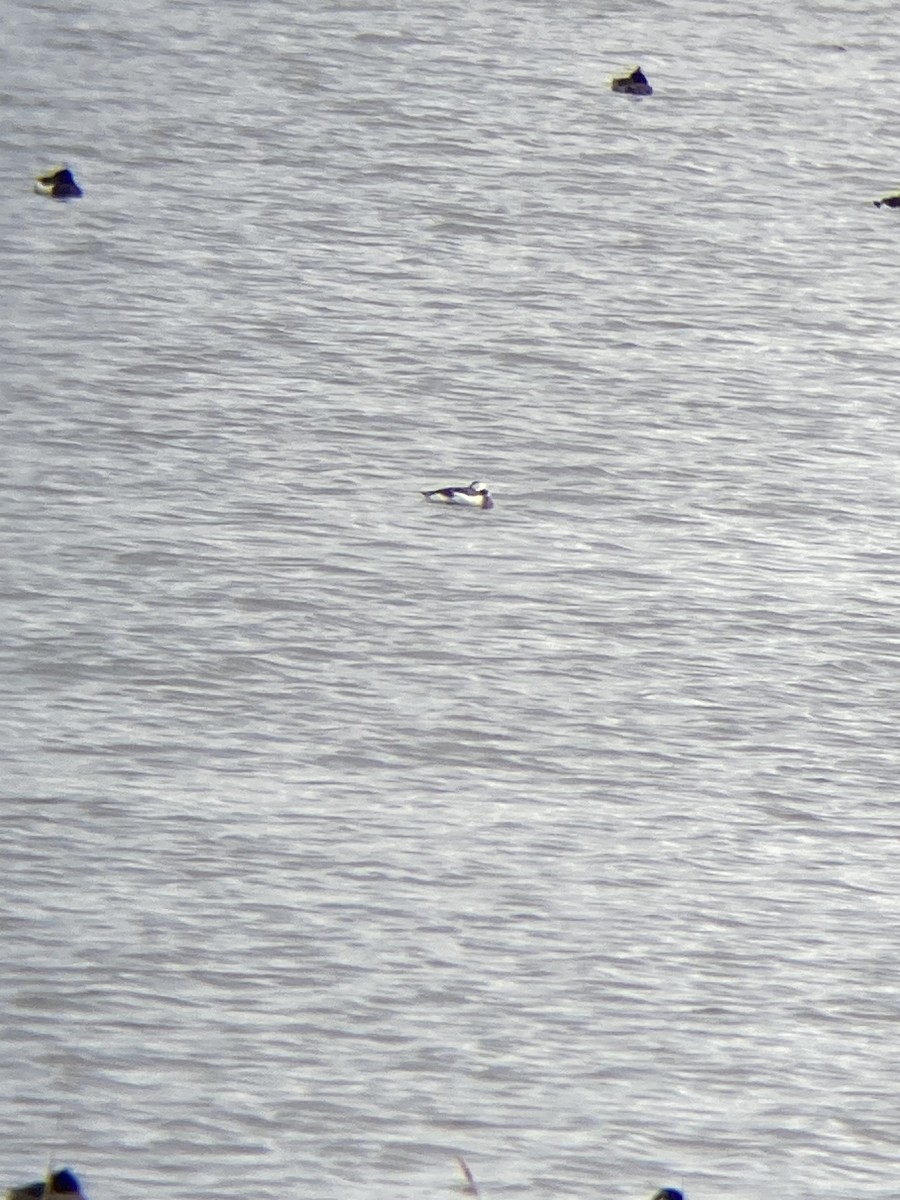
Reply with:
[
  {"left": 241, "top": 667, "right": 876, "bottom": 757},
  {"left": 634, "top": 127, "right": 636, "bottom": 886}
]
[
  {"left": 34, "top": 166, "right": 83, "bottom": 199},
  {"left": 421, "top": 481, "right": 494, "bottom": 509},
  {"left": 873, "top": 194, "right": 900, "bottom": 208},
  {"left": 611, "top": 66, "right": 653, "bottom": 95},
  {"left": 7, "top": 1170, "right": 87, "bottom": 1200}
]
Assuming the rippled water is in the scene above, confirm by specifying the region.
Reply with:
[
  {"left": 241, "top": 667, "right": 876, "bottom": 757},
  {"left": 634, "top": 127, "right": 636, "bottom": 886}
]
[{"left": 5, "top": 1, "right": 900, "bottom": 1198}]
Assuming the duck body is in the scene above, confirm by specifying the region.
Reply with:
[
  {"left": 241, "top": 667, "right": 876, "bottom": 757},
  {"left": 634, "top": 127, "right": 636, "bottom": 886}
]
[
  {"left": 874, "top": 194, "right": 900, "bottom": 208},
  {"left": 612, "top": 66, "right": 653, "bottom": 95},
  {"left": 7, "top": 1170, "right": 86, "bottom": 1200},
  {"left": 421, "top": 481, "right": 494, "bottom": 510},
  {"left": 35, "top": 166, "right": 83, "bottom": 199}
]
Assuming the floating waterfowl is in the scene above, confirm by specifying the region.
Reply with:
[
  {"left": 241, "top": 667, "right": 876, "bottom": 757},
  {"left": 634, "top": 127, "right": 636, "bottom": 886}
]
[
  {"left": 34, "top": 166, "right": 83, "bottom": 199},
  {"left": 7, "top": 1170, "right": 86, "bottom": 1200},
  {"left": 873, "top": 194, "right": 900, "bottom": 208},
  {"left": 421, "top": 481, "right": 494, "bottom": 510},
  {"left": 611, "top": 66, "right": 653, "bottom": 95},
  {"left": 650, "top": 1191, "right": 685, "bottom": 1200}
]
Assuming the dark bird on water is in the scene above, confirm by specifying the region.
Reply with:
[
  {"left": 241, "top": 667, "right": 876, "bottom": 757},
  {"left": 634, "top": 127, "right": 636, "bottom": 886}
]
[
  {"left": 35, "top": 166, "right": 83, "bottom": 199},
  {"left": 7, "top": 1170, "right": 87, "bottom": 1200},
  {"left": 612, "top": 66, "right": 653, "bottom": 95}
]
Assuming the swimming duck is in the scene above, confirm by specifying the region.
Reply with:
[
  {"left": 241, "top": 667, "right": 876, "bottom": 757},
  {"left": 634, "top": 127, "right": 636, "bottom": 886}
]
[
  {"left": 421, "top": 481, "right": 494, "bottom": 509},
  {"left": 650, "top": 1191, "right": 684, "bottom": 1200},
  {"left": 34, "top": 166, "right": 83, "bottom": 199},
  {"left": 7, "top": 1170, "right": 86, "bottom": 1200},
  {"left": 611, "top": 66, "right": 653, "bottom": 95},
  {"left": 873, "top": 194, "right": 900, "bottom": 208}
]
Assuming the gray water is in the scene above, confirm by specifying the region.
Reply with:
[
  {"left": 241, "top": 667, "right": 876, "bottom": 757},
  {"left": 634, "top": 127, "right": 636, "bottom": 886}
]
[{"left": 4, "top": 0, "right": 900, "bottom": 1198}]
